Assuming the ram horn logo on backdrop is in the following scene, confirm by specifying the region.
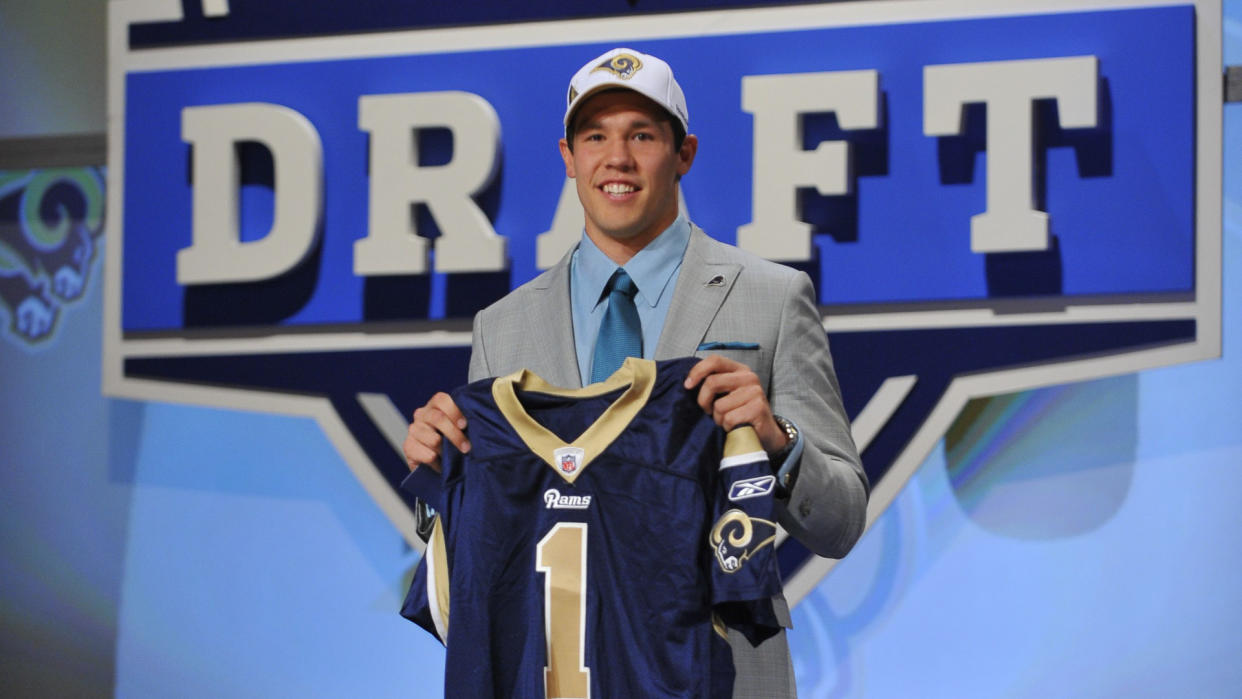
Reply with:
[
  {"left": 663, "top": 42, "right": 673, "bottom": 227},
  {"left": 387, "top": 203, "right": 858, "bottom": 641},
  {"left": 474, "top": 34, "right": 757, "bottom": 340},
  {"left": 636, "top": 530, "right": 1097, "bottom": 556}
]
[
  {"left": 104, "top": 0, "right": 1222, "bottom": 602},
  {"left": 1, "top": 168, "right": 104, "bottom": 347}
]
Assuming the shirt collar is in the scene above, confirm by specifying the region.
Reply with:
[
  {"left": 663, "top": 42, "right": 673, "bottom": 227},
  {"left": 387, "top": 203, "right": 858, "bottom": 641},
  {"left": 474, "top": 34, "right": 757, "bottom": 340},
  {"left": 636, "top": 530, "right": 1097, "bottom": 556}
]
[{"left": 575, "top": 215, "right": 691, "bottom": 310}]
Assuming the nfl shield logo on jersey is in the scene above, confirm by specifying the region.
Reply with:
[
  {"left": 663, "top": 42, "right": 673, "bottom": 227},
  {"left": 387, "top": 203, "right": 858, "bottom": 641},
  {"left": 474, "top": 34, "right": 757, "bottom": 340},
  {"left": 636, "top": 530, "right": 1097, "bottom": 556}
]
[{"left": 554, "top": 447, "right": 585, "bottom": 475}]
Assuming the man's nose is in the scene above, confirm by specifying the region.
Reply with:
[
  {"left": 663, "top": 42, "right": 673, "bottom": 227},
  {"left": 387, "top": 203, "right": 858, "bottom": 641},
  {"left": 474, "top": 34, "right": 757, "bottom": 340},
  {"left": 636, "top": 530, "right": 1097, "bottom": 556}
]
[{"left": 604, "top": 138, "right": 635, "bottom": 168}]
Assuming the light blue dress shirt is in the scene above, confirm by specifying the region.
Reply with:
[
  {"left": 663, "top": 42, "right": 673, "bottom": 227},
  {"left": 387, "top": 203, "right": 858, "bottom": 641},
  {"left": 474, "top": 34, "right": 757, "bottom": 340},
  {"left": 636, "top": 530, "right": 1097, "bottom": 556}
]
[{"left": 569, "top": 215, "right": 691, "bottom": 384}]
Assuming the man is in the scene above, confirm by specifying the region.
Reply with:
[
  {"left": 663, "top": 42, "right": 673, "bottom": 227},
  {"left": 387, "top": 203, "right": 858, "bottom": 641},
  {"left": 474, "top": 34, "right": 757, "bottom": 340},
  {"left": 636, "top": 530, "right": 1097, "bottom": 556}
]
[{"left": 404, "top": 47, "right": 868, "bottom": 698}]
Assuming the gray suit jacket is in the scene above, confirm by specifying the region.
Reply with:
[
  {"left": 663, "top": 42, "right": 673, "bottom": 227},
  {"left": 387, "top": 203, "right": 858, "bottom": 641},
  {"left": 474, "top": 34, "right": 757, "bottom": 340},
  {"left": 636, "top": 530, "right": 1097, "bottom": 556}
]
[{"left": 469, "top": 224, "right": 869, "bottom": 698}]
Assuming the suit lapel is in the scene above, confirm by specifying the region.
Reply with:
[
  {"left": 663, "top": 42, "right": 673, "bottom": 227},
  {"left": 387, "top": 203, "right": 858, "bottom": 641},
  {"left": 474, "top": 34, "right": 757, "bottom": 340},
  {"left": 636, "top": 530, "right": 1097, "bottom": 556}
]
[
  {"left": 655, "top": 226, "right": 741, "bottom": 360},
  {"left": 530, "top": 248, "right": 583, "bottom": 388}
]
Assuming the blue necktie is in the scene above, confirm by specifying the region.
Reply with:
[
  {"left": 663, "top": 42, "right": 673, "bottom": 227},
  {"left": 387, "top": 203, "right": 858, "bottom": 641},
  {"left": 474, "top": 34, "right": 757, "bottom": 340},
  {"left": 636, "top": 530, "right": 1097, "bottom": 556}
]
[{"left": 590, "top": 269, "right": 642, "bottom": 383}]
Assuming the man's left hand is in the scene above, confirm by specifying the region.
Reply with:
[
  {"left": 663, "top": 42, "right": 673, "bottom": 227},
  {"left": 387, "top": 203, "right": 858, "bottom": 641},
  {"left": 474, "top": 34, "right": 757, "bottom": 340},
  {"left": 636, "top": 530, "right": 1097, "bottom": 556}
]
[{"left": 684, "top": 355, "right": 788, "bottom": 454}]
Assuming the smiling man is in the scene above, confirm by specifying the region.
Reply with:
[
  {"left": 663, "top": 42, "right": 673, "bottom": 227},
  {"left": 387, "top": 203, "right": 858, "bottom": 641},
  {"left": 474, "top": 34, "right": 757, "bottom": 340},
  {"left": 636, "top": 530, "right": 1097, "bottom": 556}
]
[
  {"left": 404, "top": 47, "right": 869, "bottom": 698},
  {"left": 560, "top": 87, "right": 693, "bottom": 259}
]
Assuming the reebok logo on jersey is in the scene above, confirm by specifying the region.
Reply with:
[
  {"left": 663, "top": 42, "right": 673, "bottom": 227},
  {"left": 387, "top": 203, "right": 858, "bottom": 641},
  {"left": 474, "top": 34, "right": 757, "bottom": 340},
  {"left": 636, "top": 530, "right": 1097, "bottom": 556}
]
[
  {"left": 728, "top": 475, "right": 776, "bottom": 501},
  {"left": 544, "top": 489, "right": 592, "bottom": 510}
]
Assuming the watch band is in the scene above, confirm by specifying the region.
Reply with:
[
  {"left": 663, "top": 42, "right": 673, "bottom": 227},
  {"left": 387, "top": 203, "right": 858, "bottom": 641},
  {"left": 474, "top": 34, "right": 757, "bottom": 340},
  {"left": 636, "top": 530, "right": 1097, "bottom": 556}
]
[
  {"left": 773, "top": 414, "right": 799, "bottom": 453},
  {"left": 771, "top": 414, "right": 802, "bottom": 497}
]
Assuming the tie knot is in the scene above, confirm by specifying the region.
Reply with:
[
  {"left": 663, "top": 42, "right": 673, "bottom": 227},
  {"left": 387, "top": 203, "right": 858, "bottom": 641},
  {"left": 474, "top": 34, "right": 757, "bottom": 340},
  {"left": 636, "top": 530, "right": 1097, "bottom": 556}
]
[{"left": 609, "top": 269, "right": 637, "bottom": 299}]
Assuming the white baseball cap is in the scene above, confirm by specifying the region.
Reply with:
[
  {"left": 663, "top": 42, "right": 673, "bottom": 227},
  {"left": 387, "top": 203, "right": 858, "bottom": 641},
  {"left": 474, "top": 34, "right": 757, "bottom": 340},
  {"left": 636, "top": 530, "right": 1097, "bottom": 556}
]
[{"left": 563, "top": 48, "right": 689, "bottom": 136}]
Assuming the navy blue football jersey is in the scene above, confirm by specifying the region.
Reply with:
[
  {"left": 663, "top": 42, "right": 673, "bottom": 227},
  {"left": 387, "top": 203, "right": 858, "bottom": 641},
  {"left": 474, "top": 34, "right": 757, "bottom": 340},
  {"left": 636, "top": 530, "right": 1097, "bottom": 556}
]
[{"left": 401, "top": 357, "right": 783, "bottom": 698}]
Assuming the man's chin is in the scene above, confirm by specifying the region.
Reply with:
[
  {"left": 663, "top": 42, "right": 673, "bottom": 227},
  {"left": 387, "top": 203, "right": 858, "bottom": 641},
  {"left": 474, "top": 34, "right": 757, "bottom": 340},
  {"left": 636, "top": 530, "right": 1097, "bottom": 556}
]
[{"left": 591, "top": 224, "right": 650, "bottom": 242}]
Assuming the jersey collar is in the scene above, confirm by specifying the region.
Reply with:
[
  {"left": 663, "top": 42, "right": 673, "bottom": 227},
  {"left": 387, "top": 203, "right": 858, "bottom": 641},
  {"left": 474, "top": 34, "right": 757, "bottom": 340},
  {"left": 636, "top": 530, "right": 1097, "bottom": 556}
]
[{"left": 491, "top": 357, "right": 656, "bottom": 484}]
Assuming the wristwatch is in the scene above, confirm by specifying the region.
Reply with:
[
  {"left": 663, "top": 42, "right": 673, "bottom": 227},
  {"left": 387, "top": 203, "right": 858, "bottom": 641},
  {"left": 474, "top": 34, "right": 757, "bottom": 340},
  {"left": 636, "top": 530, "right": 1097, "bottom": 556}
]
[
  {"left": 771, "top": 414, "right": 802, "bottom": 497},
  {"left": 773, "top": 414, "right": 799, "bottom": 451}
]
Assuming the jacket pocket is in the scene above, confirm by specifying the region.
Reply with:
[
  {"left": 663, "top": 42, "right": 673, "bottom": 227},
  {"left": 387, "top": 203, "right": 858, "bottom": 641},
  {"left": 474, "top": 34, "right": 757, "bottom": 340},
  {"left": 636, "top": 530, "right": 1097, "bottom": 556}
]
[{"left": 697, "top": 341, "right": 760, "bottom": 351}]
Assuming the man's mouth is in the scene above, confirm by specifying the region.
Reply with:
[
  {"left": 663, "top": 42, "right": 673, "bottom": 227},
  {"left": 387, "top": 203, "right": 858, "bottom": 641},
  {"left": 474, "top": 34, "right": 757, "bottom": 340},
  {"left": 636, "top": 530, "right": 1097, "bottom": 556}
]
[{"left": 601, "top": 182, "right": 637, "bottom": 196}]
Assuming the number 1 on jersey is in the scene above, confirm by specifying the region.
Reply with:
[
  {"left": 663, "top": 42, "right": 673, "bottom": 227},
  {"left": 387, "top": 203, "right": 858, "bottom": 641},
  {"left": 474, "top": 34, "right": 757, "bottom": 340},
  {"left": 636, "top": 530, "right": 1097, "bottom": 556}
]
[{"left": 535, "top": 523, "right": 590, "bottom": 699}]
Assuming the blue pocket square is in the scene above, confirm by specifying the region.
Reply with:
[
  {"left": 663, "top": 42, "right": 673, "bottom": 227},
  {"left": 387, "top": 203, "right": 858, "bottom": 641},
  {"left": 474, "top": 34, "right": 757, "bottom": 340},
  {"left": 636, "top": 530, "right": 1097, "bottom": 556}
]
[{"left": 697, "top": 341, "right": 760, "bottom": 351}]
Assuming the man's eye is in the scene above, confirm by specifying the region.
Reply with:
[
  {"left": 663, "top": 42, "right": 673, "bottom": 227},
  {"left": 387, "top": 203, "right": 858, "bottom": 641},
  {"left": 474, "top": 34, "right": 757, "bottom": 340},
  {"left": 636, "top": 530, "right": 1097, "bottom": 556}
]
[{"left": 633, "top": 132, "right": 654, "bottom": 141}]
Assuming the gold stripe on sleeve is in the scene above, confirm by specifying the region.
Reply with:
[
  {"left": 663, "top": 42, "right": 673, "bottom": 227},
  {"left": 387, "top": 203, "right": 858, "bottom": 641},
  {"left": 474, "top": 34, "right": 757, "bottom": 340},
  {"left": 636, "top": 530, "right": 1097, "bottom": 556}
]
[
  {"left": 723, "top": 425, "right": 764, "bottom": 459},
  {"left": 426, "top": 516, "right": 450, "bottom": 643}
]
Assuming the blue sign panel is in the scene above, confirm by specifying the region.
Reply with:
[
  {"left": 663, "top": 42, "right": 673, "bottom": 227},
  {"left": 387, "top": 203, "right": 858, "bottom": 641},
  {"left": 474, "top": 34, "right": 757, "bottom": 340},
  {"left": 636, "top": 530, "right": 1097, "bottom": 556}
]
[
  {"left": 108, "top": 0, "right": 1218, "bottom": 594},
  {"left": 120, "top": 5, "right": 1195, "bottom": 332}
]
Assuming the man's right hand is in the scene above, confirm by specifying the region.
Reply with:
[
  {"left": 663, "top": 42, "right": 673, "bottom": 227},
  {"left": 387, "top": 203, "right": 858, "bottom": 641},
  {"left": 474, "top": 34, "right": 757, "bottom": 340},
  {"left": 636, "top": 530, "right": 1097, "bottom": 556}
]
[{"left": 404, "top": 392, "right": 471, "bottom": 473}]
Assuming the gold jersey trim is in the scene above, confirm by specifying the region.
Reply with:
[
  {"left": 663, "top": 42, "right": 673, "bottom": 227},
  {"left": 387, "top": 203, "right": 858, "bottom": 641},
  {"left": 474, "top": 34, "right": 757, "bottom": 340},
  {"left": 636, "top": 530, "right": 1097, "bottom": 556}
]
[
  {"left": 426, "top": 515, "right": 451, "bottom": 643},
  {"left": 722, "top": 426, "right": 764, "bottom": 461},
  {"left": 491, "top": 356, "right": 656, "bottom": 484}
]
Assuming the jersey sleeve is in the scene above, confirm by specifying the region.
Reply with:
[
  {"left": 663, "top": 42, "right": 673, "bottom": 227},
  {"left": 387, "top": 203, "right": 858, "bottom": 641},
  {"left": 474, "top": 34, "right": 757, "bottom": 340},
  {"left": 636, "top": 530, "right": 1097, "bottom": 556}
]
[
  {"left": 708, "top": 425, "right": 784, "bottom": 646},
  {"left": 400, "top": 514, "right": 451, "bottom": 645},
  {"left": 400, "top": 411, "right": 475, "bottom": 646}
]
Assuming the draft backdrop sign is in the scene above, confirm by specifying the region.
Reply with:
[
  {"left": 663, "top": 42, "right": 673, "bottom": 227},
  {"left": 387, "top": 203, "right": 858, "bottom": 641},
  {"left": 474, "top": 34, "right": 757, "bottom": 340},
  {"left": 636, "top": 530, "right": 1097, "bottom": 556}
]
[{"left": 104, "top": 0, "right": 1222, "bottom": 603}]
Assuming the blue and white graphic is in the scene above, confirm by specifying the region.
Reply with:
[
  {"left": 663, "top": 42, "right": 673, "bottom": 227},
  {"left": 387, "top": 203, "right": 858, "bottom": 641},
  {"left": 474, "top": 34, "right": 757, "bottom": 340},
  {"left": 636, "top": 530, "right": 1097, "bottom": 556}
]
[
  {"left": 1, "top": 168, "right": 105, "bottom": 347},
  {"left": 729, "top": 475, "right": 778, "bottom": 501},
  {"left": 104, "top": 0, "right": 1222, "bottom": 604}
]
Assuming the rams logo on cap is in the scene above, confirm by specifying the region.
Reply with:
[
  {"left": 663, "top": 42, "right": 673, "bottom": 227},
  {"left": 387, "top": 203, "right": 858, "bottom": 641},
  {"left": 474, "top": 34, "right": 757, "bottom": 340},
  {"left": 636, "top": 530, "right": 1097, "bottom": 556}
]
[{"left": 592, "top": 53, "right": 642, "bottom": 80}]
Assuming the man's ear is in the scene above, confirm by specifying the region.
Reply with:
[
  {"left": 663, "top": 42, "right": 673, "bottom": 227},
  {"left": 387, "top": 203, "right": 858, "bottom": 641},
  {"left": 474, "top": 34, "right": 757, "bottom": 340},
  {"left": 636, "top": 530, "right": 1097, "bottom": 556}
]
[
  {"left": 676, "top": 134, "right": 699, "bottom": 177},
  {"left": 559, "top": 138, "right": 576, "bottom": 178}
]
